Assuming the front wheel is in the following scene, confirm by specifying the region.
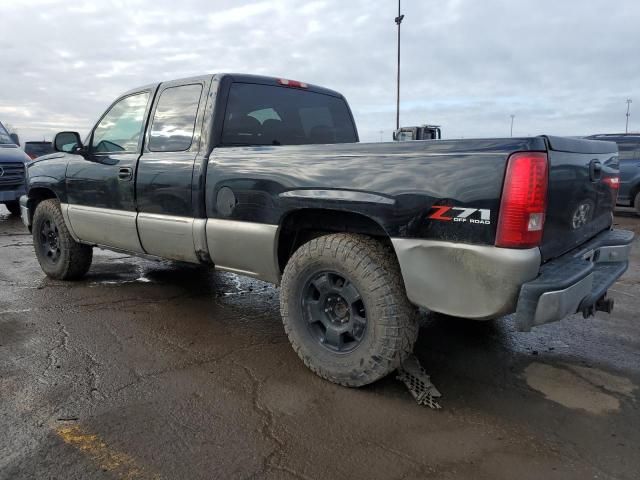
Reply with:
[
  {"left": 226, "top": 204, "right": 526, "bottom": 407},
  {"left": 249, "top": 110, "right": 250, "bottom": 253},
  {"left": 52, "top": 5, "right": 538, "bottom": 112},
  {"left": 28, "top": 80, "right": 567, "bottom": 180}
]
[
  {"left": 634, "top": 191, "right": 640, "bottom": 216},
  {"left": 32, "top": 199, "right": 93, "bottom": 280},
  {"left": 3, "top": 201, "right": 20, "bottom": 216},
  {"left": 280, "top": 233, "right": 419, "bottom": 387}
]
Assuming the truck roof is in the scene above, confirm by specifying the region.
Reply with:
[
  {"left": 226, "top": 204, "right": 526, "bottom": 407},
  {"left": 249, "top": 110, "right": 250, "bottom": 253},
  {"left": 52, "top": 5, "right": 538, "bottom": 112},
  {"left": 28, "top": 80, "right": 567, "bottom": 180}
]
[{"left": 122, "top": 73, "right": 345, "bottom": 99}]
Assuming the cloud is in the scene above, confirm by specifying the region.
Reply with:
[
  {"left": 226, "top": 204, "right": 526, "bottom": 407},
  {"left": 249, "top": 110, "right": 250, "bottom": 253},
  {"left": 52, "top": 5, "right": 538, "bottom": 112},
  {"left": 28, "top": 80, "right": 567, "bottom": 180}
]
[{"left": 0, "top": 0, "right": 638, "bottom": 142}]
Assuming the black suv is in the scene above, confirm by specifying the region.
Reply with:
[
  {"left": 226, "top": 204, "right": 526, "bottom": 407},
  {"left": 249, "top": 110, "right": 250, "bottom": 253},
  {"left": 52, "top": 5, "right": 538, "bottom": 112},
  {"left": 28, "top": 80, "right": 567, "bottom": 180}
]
[
  {"left": 587, "top": 134, "right": 640, "bottom": 214},
  {"left": 0, "top": 121, "right": 30, "bottom": 216}
]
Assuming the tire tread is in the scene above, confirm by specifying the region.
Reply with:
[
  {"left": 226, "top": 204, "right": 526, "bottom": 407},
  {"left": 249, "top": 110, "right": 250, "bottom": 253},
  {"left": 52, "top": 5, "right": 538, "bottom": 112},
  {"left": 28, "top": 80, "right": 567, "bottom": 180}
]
[{"left": 280, "top": 233, "right": 418, "bottom": 387}]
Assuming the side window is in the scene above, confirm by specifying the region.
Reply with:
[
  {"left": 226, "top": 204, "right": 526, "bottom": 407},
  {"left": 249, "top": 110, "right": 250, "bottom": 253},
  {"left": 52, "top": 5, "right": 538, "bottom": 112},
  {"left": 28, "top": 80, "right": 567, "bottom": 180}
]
[
  {"left": 148, "top": 84, "right": 203, "bottom": 152},
  {"left": 92, "top": 92, "right": 150, "bottom": 153}
]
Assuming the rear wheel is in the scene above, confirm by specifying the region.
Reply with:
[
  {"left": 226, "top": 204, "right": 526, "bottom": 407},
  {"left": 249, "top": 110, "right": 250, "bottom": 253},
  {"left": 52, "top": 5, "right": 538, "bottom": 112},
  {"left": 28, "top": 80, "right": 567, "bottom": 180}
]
[
  {"left": 3, "top": 201, "right": 20, "bottom": 216},
  {"left": 280, "top": 233, "right": 418, "bottom": 387},
  {"left": 634, "top": 191, "right": 640, "bottom": 216},
  {"left": 32, "top": 199, "right": 93, "bottom": 280}
]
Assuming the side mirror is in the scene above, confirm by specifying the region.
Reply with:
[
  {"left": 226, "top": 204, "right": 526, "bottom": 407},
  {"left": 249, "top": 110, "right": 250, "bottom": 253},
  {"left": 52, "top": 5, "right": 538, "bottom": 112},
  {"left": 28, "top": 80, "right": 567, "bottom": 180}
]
[
  {"left": 9, "top": 133, "right": 20, "bottom": 146},
  {"left": 54, "top": 131, "right": 83, "bottom": 154}
]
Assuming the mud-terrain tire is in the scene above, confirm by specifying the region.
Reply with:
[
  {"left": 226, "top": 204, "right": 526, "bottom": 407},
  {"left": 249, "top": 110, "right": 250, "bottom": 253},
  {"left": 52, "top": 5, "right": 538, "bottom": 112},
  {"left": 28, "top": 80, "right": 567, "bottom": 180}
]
[
  {"left": 3, "top": 201, "right": 20, "bottom": 216},
  {"left": 280, "top": 233, "right": 419, "bottom": 387},
  {"left": 634, "top": 191, "right": 640, "bottom": 216},
  {"left": 32, "top": 199, "right": 93, "bottom": 280}
]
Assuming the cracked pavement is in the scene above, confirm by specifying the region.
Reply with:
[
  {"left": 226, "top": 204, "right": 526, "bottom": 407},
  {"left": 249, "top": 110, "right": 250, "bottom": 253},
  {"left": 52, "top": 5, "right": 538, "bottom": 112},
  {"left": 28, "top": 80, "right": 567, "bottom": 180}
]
[{"left": 1, "top": 206, "right": 639, "bottom": 479}]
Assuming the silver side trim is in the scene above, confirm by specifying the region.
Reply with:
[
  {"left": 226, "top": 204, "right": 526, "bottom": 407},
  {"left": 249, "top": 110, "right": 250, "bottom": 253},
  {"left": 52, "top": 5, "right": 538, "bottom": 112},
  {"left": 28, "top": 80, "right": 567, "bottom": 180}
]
[
  {"left": 193, "top": 219, "right": 210, "bottom": 262},
  {"left": 279, "top": 189, "right": 395, "bottom": 205},
  {"left": 391, "top": 238, "right": 541, "bottom": 319},
  {"left": 60, "top": 203, "right": 79, "bottom": 241},
  {"left": 206, "top": 219, "right": 280, "bottom": 284},
  {"left": 532, "top": 274, "right": 593, "bottom": 327},
  {"left": 137, "top": 212, "right": 200, "bottom": 263},
  {"left": 66, "top": 204, "right": 144, "bottom": 252}
]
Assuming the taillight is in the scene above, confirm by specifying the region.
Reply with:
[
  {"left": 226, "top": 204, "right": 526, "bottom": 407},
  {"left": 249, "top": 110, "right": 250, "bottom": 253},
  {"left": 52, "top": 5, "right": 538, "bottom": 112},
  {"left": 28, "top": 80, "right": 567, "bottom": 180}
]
[
  {"left": 495, "top": 152, "right": 549, "bottom": 248},
  {"left": 602, "top": 176, "right": 620, "bottom": 189},
  {"left": 277, "top": 78, "right": 308, "bottom": 89},
  {"left": 603, "top": 176, "right": 620, "bottom": 204}
]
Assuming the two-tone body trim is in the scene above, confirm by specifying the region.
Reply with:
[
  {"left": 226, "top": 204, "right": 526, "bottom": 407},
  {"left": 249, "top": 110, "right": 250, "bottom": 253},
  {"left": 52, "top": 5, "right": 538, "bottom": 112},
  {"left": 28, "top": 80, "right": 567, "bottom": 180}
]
[
  {"left": 58, "top": 204, "right": 280, "bottom": 283},
  {"left": 66, "top": 204, "right": 143, "bottom": 253},
  {"left": 391, "top": 238, "right": 541, "bottom": 319},
  {"left": 205, "top": 219, "right": 280, "bottom": 284}
]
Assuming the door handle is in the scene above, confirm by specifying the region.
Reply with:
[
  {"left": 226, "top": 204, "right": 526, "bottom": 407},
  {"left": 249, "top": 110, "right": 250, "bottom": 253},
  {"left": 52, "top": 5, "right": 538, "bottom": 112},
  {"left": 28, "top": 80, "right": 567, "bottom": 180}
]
[{"left": 118, "top": 167, "right": 133, "bottom": 181}]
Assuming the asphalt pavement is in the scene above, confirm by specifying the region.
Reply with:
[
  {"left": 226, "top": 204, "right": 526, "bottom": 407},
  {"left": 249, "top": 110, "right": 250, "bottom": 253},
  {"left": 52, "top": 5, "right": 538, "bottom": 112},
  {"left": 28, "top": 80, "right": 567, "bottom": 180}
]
[{"left": 1, "top": 206, "right": 639, "bottom": 480}]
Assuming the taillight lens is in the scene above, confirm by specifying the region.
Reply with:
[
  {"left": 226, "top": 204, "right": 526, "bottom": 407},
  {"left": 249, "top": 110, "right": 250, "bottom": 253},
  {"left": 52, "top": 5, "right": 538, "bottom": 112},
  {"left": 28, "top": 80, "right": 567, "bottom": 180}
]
[
  {"left": 496, "top": 152, "right": 549, "bottom": 248},
  {"left": 603, "top": 176, "right": 620, "bottom": 203},
  {"left": 602, "top": 176, "right": 620, "bottom": 189}
]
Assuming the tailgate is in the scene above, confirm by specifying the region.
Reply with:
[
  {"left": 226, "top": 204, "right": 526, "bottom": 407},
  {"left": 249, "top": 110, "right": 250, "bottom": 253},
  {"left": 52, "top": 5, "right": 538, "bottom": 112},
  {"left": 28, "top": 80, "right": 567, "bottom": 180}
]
[{"left": 540, "top": 136, "right": 619, "bottom": 262}]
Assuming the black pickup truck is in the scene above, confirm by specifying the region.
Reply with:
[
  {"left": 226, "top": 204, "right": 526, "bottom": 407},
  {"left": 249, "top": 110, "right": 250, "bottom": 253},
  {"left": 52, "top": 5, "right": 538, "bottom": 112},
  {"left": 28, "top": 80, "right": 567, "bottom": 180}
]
[{"left": 20, "top": 73, "right": 634, "bottom": 386}]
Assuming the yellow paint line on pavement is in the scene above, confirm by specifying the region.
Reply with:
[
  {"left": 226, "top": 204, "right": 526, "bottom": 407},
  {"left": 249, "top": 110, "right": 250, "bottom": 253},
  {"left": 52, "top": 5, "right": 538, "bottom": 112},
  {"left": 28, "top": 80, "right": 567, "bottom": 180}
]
[{"left": 56, "top": 425, "right": 160, "bottom": 480}]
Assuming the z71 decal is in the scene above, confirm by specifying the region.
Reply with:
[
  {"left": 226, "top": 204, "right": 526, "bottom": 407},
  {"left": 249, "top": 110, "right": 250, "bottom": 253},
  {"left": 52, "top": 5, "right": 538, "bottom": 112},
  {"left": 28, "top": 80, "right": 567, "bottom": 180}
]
[{"left": 428, "top": 206, "right": 491, "bottom": 225}]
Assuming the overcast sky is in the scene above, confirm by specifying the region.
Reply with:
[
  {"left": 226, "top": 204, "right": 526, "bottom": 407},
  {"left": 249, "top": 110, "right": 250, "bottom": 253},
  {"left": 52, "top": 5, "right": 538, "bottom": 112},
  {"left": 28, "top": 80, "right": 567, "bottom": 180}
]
[{"left": 1, "top": 0, "right": 639, "bottom": 143}]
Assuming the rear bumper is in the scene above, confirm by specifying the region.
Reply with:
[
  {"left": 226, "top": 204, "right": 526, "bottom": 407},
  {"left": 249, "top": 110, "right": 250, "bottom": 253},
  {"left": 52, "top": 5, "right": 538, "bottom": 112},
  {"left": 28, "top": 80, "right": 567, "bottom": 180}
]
[
  {"left": 392, "top": 229, "right": 633, "bottom": 328},
  {"left": 515, "top": 229, "right": 634, "bottom": 331},
  {"left": 0, "top": 187, "right": 25, "bottom": 202}
]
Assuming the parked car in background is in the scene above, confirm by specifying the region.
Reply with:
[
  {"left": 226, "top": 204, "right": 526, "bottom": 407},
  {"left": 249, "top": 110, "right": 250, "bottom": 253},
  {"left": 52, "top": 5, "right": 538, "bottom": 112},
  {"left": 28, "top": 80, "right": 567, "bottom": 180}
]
[
  {"left": 394, "top": 124, "right": 441, "bottom": 141},
  {"left": 24, "top": 141, "right": 54, "bottom": 160},
  {"left": 586, "top": 134, "right": 640, "bottom": 215},
  {"left": 0, "top": 120, "right": 29, "bottom": 216}
]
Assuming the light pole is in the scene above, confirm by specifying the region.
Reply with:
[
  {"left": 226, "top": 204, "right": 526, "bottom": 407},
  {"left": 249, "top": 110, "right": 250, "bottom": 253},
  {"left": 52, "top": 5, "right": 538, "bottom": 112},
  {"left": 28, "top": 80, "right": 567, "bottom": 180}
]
[
  {"left": 395, "top": 0, "right": 404, "bottom": 131},
  {"left": 510, "top": 114, "right": 515, "bottom": 137},
  {"left": 626, "top": 98, "right": 632, "bottom": 133}
]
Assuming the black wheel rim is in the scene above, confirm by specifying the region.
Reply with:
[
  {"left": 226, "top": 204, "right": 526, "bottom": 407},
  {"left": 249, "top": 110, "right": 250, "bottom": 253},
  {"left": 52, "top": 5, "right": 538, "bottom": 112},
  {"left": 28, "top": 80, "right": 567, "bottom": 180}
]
[
  {"left": 301, "top": 271, "right": 367, "bottom": 353},
  {"left": 39, "top": 219, "right": 61, "bottom": 264}
]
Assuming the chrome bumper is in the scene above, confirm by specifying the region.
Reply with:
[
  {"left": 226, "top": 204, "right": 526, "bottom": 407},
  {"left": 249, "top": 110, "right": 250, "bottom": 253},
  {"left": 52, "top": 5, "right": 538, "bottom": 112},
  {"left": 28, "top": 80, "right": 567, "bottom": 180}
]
[{"left": 515, "top": 229, "right": 634, "bottom": 331}]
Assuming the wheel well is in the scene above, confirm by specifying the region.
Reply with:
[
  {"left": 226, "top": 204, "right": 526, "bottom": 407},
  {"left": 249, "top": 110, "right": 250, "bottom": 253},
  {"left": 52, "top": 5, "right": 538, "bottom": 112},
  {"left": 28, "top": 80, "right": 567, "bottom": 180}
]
[
  {"left": 26, "top": 188, "right": 58, "bottom": 229},
  {"left": 277, "top": 209, "right": 389, "bottom": 272}
]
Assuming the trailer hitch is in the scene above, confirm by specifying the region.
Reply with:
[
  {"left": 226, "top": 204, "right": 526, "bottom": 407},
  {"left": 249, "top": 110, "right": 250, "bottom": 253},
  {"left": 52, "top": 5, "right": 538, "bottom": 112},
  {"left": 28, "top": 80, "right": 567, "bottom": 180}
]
[{"left": 582, "top": 295, "right": 614, "bottom": 318}]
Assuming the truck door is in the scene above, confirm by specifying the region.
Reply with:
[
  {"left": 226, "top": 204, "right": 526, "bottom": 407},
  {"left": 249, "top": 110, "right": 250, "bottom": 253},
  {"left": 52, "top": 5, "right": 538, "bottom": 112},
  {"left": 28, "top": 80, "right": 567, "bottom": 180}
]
[
  {"left": 65, "top": 88, "right": 155, "bottom": 252},
  {"left": 135, "top": 79, "right": 208, "bottom": 262}
]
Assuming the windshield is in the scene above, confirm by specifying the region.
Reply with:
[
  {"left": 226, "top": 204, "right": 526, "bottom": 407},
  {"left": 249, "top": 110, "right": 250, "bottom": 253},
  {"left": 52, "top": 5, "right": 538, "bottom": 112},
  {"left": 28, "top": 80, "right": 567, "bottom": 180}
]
[{"left": 0, "top": 122, "right": 13, "bottom": 144}]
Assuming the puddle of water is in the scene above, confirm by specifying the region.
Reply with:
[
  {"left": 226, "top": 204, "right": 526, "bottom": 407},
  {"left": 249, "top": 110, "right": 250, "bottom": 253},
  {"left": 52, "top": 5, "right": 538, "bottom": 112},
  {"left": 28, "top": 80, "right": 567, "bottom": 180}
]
[{"left": 524, "top": 362, "right": 636, "bottom": 414}]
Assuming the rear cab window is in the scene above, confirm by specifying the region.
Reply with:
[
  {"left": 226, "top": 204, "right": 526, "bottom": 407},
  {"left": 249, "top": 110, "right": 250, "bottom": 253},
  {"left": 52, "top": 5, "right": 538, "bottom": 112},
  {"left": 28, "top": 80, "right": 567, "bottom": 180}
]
[{"left": 221, "top": 83, "right": 357, "bottom": 146}]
